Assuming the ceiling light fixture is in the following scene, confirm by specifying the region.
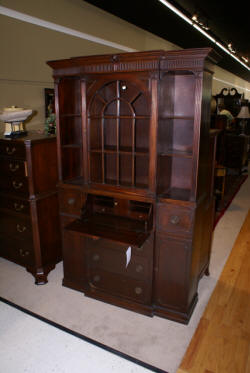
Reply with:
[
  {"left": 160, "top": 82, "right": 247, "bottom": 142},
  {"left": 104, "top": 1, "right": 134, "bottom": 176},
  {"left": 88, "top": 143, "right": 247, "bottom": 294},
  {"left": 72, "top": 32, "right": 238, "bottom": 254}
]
[
  {"left": 228, "top": 43, "right": 236, "bottom": 54},
  {"left": 158, "top": 0, "right": 250, "bottom": 72},
  {"left": 191, "top": 12, "right": 210, "bottom": 31},
  {"left": 242, "top": 56, "right": 249, "bottom": 63}
]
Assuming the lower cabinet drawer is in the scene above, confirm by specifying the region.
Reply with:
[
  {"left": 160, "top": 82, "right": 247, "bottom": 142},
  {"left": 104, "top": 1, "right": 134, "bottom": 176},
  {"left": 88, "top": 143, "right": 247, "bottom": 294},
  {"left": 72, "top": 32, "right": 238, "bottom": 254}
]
[
  {"left": 84, "top": 235, "right": 152, "bottom": 258},
  {"left": 88, "top": 268, "right": 151, "bottom": 304},
  {"left": 59, "top": 189, "right": 85, "bottom": 216},
  {"left": 86, "top": 240, "right": 150, "bottom": 280},
  {"left": 0, "top": 176, "right": 29, "bottom": 196},
  {"left": 0, "top": 235, "right": 34, "bottom": 266},
  {"left": 0, "top": 142, "right": 26, "bottom": 159},
  {"left": 0, "top": 158, "right": 26, "bottom": 177},
  {"left": 0, "top": 195, "right": 30, "bottom": 215},
  {"left": 156, "top": 202, "right": 194, "bottom": 236},
  {"left": 0, "top": 213, "right": 32, "bottom": 240}
]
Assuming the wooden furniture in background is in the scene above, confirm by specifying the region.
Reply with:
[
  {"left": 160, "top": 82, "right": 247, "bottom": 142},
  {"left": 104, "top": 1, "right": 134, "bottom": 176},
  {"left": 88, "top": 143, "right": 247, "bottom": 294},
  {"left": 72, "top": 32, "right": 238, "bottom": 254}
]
[
  {"left": 224, "top": 134, "right": 248, "bottom": 173},
  {"left": 214, "top": 87, "right": 243, "bottom": 117},
  {"left": 48, "top": 48, "right": 219, "bottom": 323},
  {"left": 0, "top": 134, "right": 61, "bottom": 284}
]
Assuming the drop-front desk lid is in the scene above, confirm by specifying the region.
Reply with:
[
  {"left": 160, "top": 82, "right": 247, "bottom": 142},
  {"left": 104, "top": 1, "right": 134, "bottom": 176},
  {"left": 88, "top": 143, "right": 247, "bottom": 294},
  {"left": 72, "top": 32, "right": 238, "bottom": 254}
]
[{"left": 65, "top": 214, "right": 150, "bottom": 248}]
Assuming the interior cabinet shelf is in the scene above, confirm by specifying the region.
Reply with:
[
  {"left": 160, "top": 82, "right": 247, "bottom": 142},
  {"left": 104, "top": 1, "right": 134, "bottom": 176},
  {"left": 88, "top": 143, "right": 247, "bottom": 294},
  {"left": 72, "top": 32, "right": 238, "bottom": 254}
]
[
  {"left": 158, "top": 116, "right": 194, "bottom": 120},
  {"left": 48, "top": 48, "right": 219, "bottom": 323},
  {"left": 62, "top": 144, "right": 82, "bottom": 148},
  {"left": 160, "top": 150, "right": 193, "bottom": 158},
  {"left": 90, "top": 146, "right": 148, "bottom": 155},
  {"left": 158, "top": 187, "right": 191, "bottom": 201},
  {"left": 60, "top": 113, "right": 81, "bottom": 117},
  {"left": 88, "top": 115, "right": 150, "bottom": 119}
]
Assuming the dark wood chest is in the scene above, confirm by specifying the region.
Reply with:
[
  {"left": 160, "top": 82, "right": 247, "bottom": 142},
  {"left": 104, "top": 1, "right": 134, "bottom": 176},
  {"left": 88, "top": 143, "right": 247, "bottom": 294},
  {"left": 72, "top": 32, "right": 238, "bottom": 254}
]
[{"left": 0, "top": 134, "right": 61, "bottom": 284}]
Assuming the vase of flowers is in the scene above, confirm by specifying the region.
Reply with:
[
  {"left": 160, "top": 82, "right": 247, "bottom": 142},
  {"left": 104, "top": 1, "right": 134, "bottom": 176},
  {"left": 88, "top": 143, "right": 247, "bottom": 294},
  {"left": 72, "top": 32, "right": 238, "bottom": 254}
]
[{"left": 45, "top": 106, "right": 56, "bottom": 134}]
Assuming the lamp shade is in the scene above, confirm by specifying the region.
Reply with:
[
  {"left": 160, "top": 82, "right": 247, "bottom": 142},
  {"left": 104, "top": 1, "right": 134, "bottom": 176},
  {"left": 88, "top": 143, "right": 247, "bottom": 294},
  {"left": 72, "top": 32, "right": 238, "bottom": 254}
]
[{"left": 237, "top": 105, "right": 250, "bottom": 119}]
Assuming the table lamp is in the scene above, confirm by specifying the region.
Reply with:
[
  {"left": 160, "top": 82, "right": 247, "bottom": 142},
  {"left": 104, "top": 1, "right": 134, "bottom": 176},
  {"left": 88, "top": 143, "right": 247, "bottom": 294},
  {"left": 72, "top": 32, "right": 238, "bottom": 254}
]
[
  {"left": 237, "top": 102, "right": 250, "bottom": 135},
  {"left": 0, "top": 106, "right": 33, "bottom": 137}
]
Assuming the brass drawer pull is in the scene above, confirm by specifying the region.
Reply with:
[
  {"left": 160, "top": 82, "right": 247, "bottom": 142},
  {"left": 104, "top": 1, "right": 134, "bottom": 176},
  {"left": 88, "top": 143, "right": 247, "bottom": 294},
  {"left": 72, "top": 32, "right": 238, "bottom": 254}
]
[
  {"left": 12, "top": 181, "right": 23, "bottom": 189},
  {"left": 92, "top": 254, "right": 100, "bottom": 261},
  {"left": 134, "top": 287, "right": 142, "bottom": 295},
  {"left": 93, "top": 275, "right": 100, "bottom": 282},
  {"left": 6, "top": 146, "right": 16, "bottom": 155},
  {"left": 170, "top": 215, "right": 180, "bottom": 225},
  {"left": 16, "top": 224, "right": 26, "bottom": 233},
  {"left": 135, "top": 264, "right": 143, "bottom": 273},
  {"left": 67, "top": 198, "right": 75, "bottom": 205},
  {"left": 19, "top": 249, "right": 29, "bottom": 257},
  {"left": 9, "top": 163, "right": 20, "bottom": 172},
  {"left": 14, "top": 203, "right": 24, "bottom": 212}
]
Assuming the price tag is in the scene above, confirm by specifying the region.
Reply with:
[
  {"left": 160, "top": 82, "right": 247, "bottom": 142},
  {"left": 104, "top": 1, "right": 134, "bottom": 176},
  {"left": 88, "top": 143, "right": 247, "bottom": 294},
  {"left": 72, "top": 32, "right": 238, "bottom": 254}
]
[{"left": 126, "top": 246, "right": 131, "bottom": 268}]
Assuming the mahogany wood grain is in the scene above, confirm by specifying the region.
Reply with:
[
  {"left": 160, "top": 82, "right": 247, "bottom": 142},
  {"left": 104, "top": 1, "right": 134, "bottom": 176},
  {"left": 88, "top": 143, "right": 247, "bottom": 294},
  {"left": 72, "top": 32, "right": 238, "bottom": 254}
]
[
  {"left": 0, "top": 134, "right": 61, "bottom": 284},
  {"left": 48, "top": 48, "right": 219, "bottom": 322}
]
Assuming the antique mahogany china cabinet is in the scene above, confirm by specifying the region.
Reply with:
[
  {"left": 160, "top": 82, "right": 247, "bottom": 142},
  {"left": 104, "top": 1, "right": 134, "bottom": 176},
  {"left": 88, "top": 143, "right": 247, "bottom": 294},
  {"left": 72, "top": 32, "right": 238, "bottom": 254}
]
[{"left": 48, "top": 48, "right": 219, "bottom": 323}]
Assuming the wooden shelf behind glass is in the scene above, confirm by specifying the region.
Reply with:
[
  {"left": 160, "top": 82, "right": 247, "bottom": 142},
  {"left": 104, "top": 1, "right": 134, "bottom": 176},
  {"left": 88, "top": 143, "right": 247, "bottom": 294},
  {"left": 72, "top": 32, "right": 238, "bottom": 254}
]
[
  {"left": 90, "top": 146, "right": 149, "bottom": 155},
  {"left": 159, "top": 187, "right": 191, "bottom": 201}
]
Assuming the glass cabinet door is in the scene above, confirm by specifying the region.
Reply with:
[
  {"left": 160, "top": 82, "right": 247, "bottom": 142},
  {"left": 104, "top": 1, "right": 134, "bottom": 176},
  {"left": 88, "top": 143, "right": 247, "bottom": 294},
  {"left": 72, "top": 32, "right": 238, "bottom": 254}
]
[{"left": 88, "top": 80, "right": 150, "bottom": 189}]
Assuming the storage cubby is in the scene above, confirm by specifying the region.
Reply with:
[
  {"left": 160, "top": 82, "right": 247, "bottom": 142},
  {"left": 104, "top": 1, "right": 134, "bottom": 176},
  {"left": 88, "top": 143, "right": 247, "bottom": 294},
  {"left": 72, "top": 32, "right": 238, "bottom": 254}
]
[
  {"left": 57, "top": 77, "right": 83, "bottom": 181},
  {"left": 58, "top": 78, "right": 81, "bottom": 115},
  {"left": 48, "top": 48, "right": 219, "bottom": 323}
]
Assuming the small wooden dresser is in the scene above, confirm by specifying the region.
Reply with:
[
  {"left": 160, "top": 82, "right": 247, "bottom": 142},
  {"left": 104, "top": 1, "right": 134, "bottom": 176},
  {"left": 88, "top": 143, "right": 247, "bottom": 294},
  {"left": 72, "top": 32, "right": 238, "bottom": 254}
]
[{"left": 0, "top": 133, "right": 61, "bottom": 284}]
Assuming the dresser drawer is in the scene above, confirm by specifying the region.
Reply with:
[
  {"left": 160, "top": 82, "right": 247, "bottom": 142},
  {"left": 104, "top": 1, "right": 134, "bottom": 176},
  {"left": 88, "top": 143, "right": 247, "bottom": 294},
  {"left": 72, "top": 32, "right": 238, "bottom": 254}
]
[
  {"left": 0, "top": 142, "right": 26, "bottom": 159},
  {"left": 88, "top": 268, "right": 151, "bottom": 304},
  {"left": 0, "top": 213, "right": 32, "bottom": 240},
  {"left": 59, "top": 189, "right": 85, "bottom": 216},
  {"left": 0, "top": 195, "right": 30, "bottom": 215},
  {"left": 156, "top": 203, "right": 194, "bottom": 236},
  {"left": 86, "top": 239, "right": 150, "bottom": 281},
  {"left": 0, "top": 235, "right": 34, "bottom": 266},
  {"left": 0, "top": 175, "right": 29, "bottom": 196},
  {"left": 84, "top": 235, "right": 152, "bottom": 258},
  {"left": 0, "top": 158, "right": 27, "bottom": 177}
]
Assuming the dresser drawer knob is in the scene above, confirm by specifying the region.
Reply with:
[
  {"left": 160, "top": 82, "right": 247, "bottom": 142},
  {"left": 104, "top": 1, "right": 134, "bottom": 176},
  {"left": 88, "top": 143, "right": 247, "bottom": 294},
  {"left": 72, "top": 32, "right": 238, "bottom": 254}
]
[
  {"left": 14, "top": 203, "right": 24, "bottom": 212},
  {"left": 6, "top": 146, "right": 16, "bottom": 155},
  {"left": 134, "top": 287, "right": 142, "bottom": 295},
  {"left": 135, "top": 264, "right": 143, "bottom": 273},
  {"left": 19, "top": 249, "right": 29, "bottom": 257},
  {"left": 12, "top": 181, "right": 23, "bottom": 189},
  {"left": 93, "top": 275, "right": 100, "bottom": 282},
  {"left": 16, "top": 224, "right": 26, "bottom": 233},
  {"left": 170, "top": 215, "right": 180, "bottom": 225},
  {"left": 9, "top": 163, "right": 20, "bottom": 172},
  {"left": 92, "top": 254, "right": 100, "bottom": 261},
  {"left": 67, "top": 198, "right": 75, "bottom": 205}
]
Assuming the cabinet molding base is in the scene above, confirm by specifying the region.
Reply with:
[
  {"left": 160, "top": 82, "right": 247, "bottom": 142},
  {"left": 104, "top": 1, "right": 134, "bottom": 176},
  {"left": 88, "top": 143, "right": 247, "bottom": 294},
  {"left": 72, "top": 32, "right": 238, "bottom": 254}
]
[
  {"left": 83, "top": 287, "right": 154, "bottom": 317},
  {"left": 153, "top": 293, "right": 198, "bottom": 324},
  {"left": 26, "top": 262, "right": 58, "bottom": 285}
]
